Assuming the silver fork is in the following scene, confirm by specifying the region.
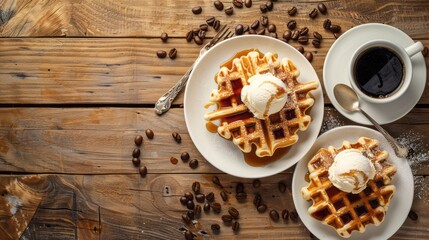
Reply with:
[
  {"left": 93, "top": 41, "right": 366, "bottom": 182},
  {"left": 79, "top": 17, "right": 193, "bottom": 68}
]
[{"left": 155, "top": 25, "right": 233, "bottom": 115}]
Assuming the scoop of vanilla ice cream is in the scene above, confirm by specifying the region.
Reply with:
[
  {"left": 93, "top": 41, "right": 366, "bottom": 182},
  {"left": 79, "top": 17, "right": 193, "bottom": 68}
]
[
  {"left": 328, "top": 149, "right": 376, "bottom": 194},
  {"left": 241, "top": 73, "right": 288, "bottom": 119}
]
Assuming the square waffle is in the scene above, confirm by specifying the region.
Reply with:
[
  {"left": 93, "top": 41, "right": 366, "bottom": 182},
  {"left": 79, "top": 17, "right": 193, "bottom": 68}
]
[
  {"left": 301, "top": 137, "right": 397, "bottom": 238},
  {"left": 204, "top": 49, "right": 319, "bottom": 157}
]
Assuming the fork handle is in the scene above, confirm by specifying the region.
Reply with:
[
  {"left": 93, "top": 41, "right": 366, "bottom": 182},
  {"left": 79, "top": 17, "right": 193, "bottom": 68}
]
[{"left": 155, "top": 64, "right": 194, "bottom": 115}]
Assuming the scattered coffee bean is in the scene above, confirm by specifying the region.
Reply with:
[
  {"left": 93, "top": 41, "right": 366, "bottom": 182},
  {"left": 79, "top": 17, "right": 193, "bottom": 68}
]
[
  {"left": 184, "top": 230, "right": 194, "bottom": 240},
  {"left": 283, "top": 30, "right": 292, "bottom": 41},
  {"left": 245, "top": 0, "right": 252, "bottom": 8},
  {"left": 278, "top": 182, "right": 287, "bottom": 193},
  {"left": 182, "top": 214, "right": 192, "bottom": 224},
  {"left": 251, "top": 20, "right": 260, "bottom": 30},
  {"left": 260, "top": 4, "right": 268, "bottom": 13},
  {"left": 268, "top": 24, "right": 276, "bottom": 33},
  {"left": 134, "top": 135, "right": 143, "bottom": 146},
  {"left": 312, "top": 39, "right": 321, "bottom": 48},
  {"left": 170, "top": 156, "right": 178, "bottom": 165},
  {"left": 186, "top": 31, "right": 194, "bottom": 42},
  {"left": 192, "top": 6, "right": 202, "bottom": 15},
  {"left": 132, "top": 157, "right": 140, "bottom": 166},
  {"left": 304, "top": 51, "right": 313, "bottom": 62},
  {"left": 213, "top": 20, "right": 221, "bottom": 31},
  {"left": 313, "top": 31, "right": 322, "bottom": 40},
  {"left": 160, "top": 32, "right": 168, "bottom": 42},
  {"left": 195, "top": 205, "right": 202, "bottom": 217},
  {"left": 206, "top": 16, "right": 216, "bottom": 26},
  {"left": 187, "top": 200, "right": 195, "bottom": 210},
  {"left": 220, "top": 190, "right": 228, "bottom": 201},
  {"left": 422, "top": 46, "right": 428, "bottom": 57},
  {"left": 266, "top": 0, "right": 273, "bottom": 11},
  {"left": 206, "top": 192, "right": 215, "bottom": 202},
  {"left": 256, "top": 28, "right": 266, "bottom": 35},
  {"left": 290, "top": 210, "right": 299, "bottom": 222},
  {"left": 253, "top": 193, "right": 262, "bottom": 207},
  {"left": 172, "top": 132, "right": 181, "bottom": 143},
  {"left": 211, "top": 202, "right": 222, "bottom": 213},
  {"left": 235, "top": 24, "right": 244, "bottom": 35},
  {"left": 187, "top": 210, "right": 195, "bottom": 220},
  {"left": 192, "top": 181, "right": 201, "bottom": 193},
  {"left": 330, "top": 24, "right": 341, "bottom": 33},
  {"left": 252, "top": 179, "right": 261, "bottom": 188},
  {"left": 309, "top": 8, "right": 318, "bottom": 18},
  {"left": 291, "top": 30, "right": 300, "bottom": 40},
  {"left": 139, "top": 166, "right": 147, "bottom": 177},
  {"left": 269, "top": 209, "right": 280, "bottom": 221},
  {"left": 156, "top": 50, "right": 167, "bottom": 58},
  {"left": 199, "top": 24, "right": 208, "bottom": 32},
  {"left": 169, "top": 48, "right": 177, "bottom": 59},
  {"left": 225, "top": 6, "right": 234, "bottom": 15},
  {"left": 249, "top": 29, "right": 256, "bottom": 34},
  {"left": 300, "top": 27, "right": 309, "bottom": 36},
  {"left": 185, "top": 192, "right": 194, "bottom": 200},
  {"left": 287, "top": 20, "right": 297, "bottom": 30},
  {"left": 236, "top": 182, "right": 244, "bottom": 193},
  {"left": 189, "top": 159, "right": 199, "bottom": 169},
  {"left": 196, "top": 193, "right": 205, "bottom": 203},
  {"left": 323, "top": 19, "right": 331, "bottom": 29},
  {"left": 233, "top": 0, "right": 243, "bottom": 8},
  {"left": 132, "top": 148, "right": 141, "bottom": 158},
  {"left": 288, "top": 6, "right": 297, "bottom": 16},
  {"left": 180, "top": 152, "right": 190, "bottom": 162},
  {"left": 192, "top": 27, "right": 200, "bottom": 35},
  {"left": 408, "top": 209, "right": 418, "bottom": 221},
  {"left": 296, "top": 46, "right": 304, "bottom": 54},
  {"left": 228, "top": 207, "right": 239, "bottom": 219},
  {"left": 232, "top": 221, "right": 240, "bottom": 232},
  {"left": 281, "top": 209, "right": 289, "bottom": 220},
  {"left": 270, "top": 32, "right": 277, "bottom": 38},
  {"left": 194, "top": 35, "right": 203, "bottom": 45},
  {"left": 334, "top": 32, "right": 341, "bottom": 39},
  {"left": 214, "top": 1, "right": 224, "bottom": 11},
  {"left": 203, "top": 203, "right": 210, "bottom": 212},
  {"left": 236, "top": 192, "right": 247, "bottom": 202},
  {"left": 243, "top": 24, "right": 249, "bottom": 32},
  {"left": 222, "top": 214, "right": 233, "bottom": 223},
  {"left": 260, "top": 15, "right": 269, "bottom": 27},
  {"left": 180, "top": 196, "right": 188, "bottom": 205},
  {"left": 211, "top": 223, "right": 221, "bottom": 234},
  {"left": 257, "top": 203, "right": 267, "bottom": 213},
  {"left": 318, "top": 3, "right": 327, "bottom": 14},
  {"left": 212, "top": 176, "right": 223, "bottom": 188}
]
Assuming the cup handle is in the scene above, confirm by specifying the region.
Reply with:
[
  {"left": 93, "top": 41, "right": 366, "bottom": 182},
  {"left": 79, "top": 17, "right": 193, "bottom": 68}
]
[{"left": 405, "top": 41, "right": 424, "bottom": 57}]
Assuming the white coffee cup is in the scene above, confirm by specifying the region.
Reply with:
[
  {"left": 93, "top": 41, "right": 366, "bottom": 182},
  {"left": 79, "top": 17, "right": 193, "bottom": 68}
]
[{"left": 349, "top": 39, "right": 423, "bottom": 103}]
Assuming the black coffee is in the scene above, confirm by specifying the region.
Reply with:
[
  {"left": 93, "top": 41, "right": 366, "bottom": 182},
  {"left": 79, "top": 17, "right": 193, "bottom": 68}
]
[{"left": 354, "top": 47, "right": 404, "bottom": 98}]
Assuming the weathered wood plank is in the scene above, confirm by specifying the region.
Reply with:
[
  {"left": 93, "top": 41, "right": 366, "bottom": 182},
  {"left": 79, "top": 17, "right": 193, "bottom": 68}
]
[
  {"left": 1, "top": 174, "right": 428, "bottom": 240},
  {"left": 1, "top": 108, "right": 428, "bottom": 175},
  {"left": 1, "top": 0, "right": 429, "bottom": 38},
  {"left": 0, "top": 38, "right": 428, "bottom": 104}
]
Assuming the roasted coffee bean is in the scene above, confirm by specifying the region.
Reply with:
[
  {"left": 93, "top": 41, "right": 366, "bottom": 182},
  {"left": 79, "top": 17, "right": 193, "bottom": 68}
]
[
  {"left": 236, "top": 182, "right": 244, "bottom": 193},
  {"left": 300, "top": 27, "right": 309, "bottom": 36},
  {"left": 266, "top": 1, "right": 273, "bottom": 11},
  {"left": 195, "top": 205, "right": 202, "bottom": 217},
  {"left": 252, "top": 179, "right": 261, "bottom": 188},
  {"left": 196, "top": 193, "right": 205, "bottom": 203},
  {"left": 287, "top": 20, "right": 297, "bottom": 30},
  {"left": 156, "top": 50, "right": 167, "bottom": 58},
  {"left": 408, "top": 209, "right": 418, "bottom": 221},
  {"left": 221, "top": 214, "right": 233, "bottom": 223},
  {"left": 144, "top": 129, "right": 154, "bottom": 139},
  {"left": 182, "top": 214, "right": 192, "bottom": 224},
  {"left": 184, "top": 230, "right": 194, "bottom": 240},
  {"left": 245, "top": 0, "right": 252, "bottom": 8},
  {"left": 211, "top": 202, "right": 221, "bottom": 213},
  {"left": 291, "top": 30, "right": 300, "bottom": 40},
  {"left": 199, "top": 24, "right": 208, "bottom": 32},
  {"left": 187, "top": 210, "right": 195, "bottom": 220},
  {"left": 283, "top": 30, "right": 292, "bottom": 40},
  {"left": 192, "top": 28, "right": 200, "bottom": 35},
  {"left": 160, "top": 32, "right": 168, "bottom": 42},
  {"left": 312, "top": 39, "right": 321, "bottom": 48},
  {"left": 132, "top": 148, "right": 140, "bottom": 158},
  {"left": 132, "top": 157, "right": 140, "bottom": 166},
  {"left": 139, "top": 166, "right": 147, "bottom": 177},
  {"left": 212, "top": 176, "right": 223, "bottom": 188},
  {"left": 235, "top": 24, "right": 244, "bottom": 35},
  {"left": 249, "top": 29, "right": 256, "bottom": 34},
  {"left": 242, "top": 24, "right": 249, "bottom": 33},
  {"left": 185, "top": 192, "right": 194, "bottom": 200},
  {"left": 203, "top": 203, "right": 210, "bottom": 212},
  {"left": 192, "top": 6, "right": 202, "bottom": 15},
  {"left": 304, "top": 51, "right": 313, "bottom": 62},
  {"left": 253, "top": 193, "right": 262, "bottom": 207},
  {"left": 172, "top": 132, "right": 181, "bottom": 143},
  {"left": 267, "top": 24, "right": 276, "bottom": 33},
  {"left": 220, "top": 190, "right": 228, "bottom": 201},
  {"left": 270, "top": 32, "right": 277, "bottom": 38},
  {"left": 278, "top": 182, "right": 287, "bottom": 193},
  {"left": 232, "top": 221, "right": 240, "bottom": 232},
  {"left": 228, "top": 207, "right": 239, "bottom": 219},
  {"left": 189, "top": 159, "right": 199, "bottom": 169},
  {"left": 186, "top": 200, "right": 195, "bottom": 210},
  {"left": 197, "top": 30, "right": 205, "bottom": 40},
  {"left": 309, "top": 8, "right": 318, "bottom": 18},
  {"left": 281, "top": 209, "right": 289, "bottom": 220},
  {"left": 224, "top": 6, "right": 234, "bottom": 15},
  {"left": 296, "top": 46, "right": 304, "bottom": 54},
  {"left": 206, "top": 16, "right": 216, "bottom": 26},
  {"left": 334, "top": 32, "right": 341, "bottom": 39},
  {"left": 288, "top": 6, "right": 297, "bottom": 16},
  {"left": 313, "top": 31, "right": 322, "bottom": 40},
  {"left": 211, "top": 223, "right": 220, "bottom": 234},
  {"left": 422, "top": 46, "right": 428, "bottom": 57},
  {"left": 269, "top": 209, "right": 280, "bottom": 221},
  {"left": 290, "top": 210, "right": 299, "bottom": 222},
  {"left": 170, "top": 156, "right": 178, "bottom": 165},
  {"left": 256, "top": 28, "right": 265, "bottom": 35},
  {"left": 180, "top": 196, "right": 188, "bottom": 205},
  {"left": 318, "top": 3, "right": 327, "bottom": 14},
  {"left": 213, "top": 20, "right": 221, "bottom": 31},
  {"left": 323, "top": 19, "right": 331, "bottom": 29},
  {"left": 260, "top": 15, "right": 269, "bottom": 27},
  {"left": 250, "top": 20, "right": 260, "bottom": 30},
  {"left": 186, "top": 31, "right": 194, "bottom": 42},
  {"left": 169, "top": 48, "right": 177, "bottom": 59},
  {"left": 330, "top": 24, "right": 341, "bottom": 33},
  {"left": 233, "top": 0, "right": 243, "bottom": 8},
  {"left": 180, "top": 152, "right": 190, "bottom": 162},
  {"left": 260, "top": 4, "right": 268, "bottom": 13},
  {"left": 192, "top": 181, "right": 201, "bottom": 193},
  {"left": 134, "top": 135, "right": 143, "bottom": 146},
  {"left": 214, "top": 1, "right": 224, "bottom": 10},
  {"left": 206, "top": 192, "right": 215, "bottom": 202},
  {"left": 236, "top": 192, "right": 247, "bottom": 201},
  {"left": 257, "top": 203, "right": 267, "bottom": 213}
]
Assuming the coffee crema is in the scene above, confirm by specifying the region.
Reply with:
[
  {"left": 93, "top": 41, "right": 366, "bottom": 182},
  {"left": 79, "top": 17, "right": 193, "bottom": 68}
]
[{"left": 353, "top": 47, "right": 404, "bottom": 98}]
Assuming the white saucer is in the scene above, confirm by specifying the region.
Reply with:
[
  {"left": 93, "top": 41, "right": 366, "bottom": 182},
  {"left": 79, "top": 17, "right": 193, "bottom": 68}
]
[
  {"left": 292, "top": 126, "right": 413, "bottom": 240},
  {"left": 324, "top": 23, "right": 427, "bottom": 125}
]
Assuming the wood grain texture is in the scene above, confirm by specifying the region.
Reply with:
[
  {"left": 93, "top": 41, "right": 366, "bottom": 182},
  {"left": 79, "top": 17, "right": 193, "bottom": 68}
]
[
  {"left": 0, "top": 174, "right": 428, "bottom": 240},
  {"left": 0, "top": 38, "right": 428, "bottom": 104},
  {"left": 1, "top": 0, "right": 429, "bottom": 38}
]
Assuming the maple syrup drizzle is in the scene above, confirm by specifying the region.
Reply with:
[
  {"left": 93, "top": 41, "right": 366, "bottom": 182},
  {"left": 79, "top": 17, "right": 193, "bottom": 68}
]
[
  {"left": 244, "top": 146, "right": 290, "bottom": 167},
  {"left": 305, "top": 171, "right": 310, "bottom": 182},
  {"left": 205, "top": 122, "right": 218, "bottom": 133}
]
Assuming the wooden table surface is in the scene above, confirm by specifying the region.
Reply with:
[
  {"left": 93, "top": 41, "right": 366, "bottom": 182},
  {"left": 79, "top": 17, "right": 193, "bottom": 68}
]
[{"left": 0, "top": 1, "right": 428, "bottom": 239}]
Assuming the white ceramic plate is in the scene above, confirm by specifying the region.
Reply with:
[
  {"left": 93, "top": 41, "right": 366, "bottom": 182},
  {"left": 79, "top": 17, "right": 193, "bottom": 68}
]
[
  {"left": 324, "top": 23, "right": 427, "bottom": 125},
  {"left": 184, "top": 35, "right": 324, "bottom": 178},
  {"left": 292, "top": 126, "right": 413, "bottom": 240}
]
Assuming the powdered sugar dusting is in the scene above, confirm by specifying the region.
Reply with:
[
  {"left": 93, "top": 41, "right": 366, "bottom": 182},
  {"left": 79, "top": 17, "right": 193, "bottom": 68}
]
[
  {"left": 414, "top": 176, "right": 429, "bottom": 205},
  {"left": 320, "top": 110, "right": 345, "bottom": 134}
]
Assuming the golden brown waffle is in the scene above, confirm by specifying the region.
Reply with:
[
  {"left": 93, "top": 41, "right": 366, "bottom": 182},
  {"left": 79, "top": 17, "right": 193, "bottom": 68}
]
[
  {"left": 301, "top": 137, "right": 397, "bottom": 238},
  {"left": 204, "top": 49, "right": 319, "bottom": 157}
]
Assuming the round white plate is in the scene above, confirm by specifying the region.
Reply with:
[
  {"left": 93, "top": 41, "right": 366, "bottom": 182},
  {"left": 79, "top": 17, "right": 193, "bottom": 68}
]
[
  {"left": 324, "top": 23, "right": 427, "bottom": 125},
  {"left": 184, "top": 35, "right": 324, "bottom": 178},
  {"left": 292, "top": 126, "right": 413, "bottom": 240}
]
